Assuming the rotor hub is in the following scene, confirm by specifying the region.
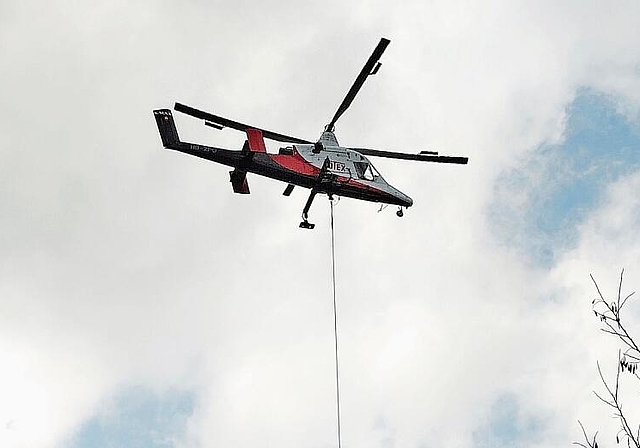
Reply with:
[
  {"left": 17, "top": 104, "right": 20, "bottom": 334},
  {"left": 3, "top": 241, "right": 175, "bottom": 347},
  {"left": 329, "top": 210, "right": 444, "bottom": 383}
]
[{"left": 319, "top": 131, "right": 339, "bottom": 147}]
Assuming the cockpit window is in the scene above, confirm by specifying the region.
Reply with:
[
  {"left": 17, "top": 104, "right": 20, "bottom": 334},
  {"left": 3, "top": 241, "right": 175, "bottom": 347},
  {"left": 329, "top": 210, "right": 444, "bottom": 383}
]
[{"left": 354, "top": 161, "right": 378, "bottom": 181}]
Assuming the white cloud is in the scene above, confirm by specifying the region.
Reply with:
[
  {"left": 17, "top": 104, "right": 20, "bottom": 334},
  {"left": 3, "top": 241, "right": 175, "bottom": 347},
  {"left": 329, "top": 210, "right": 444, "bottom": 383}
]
[{"left": 1, "top": 0, "right": 640, "bottom": 447}]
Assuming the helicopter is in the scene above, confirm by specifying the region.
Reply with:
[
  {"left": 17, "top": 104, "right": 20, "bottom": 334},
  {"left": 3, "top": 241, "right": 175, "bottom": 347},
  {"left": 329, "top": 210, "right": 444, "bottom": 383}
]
[{"left": 153, "top": 38, "right": 468, "bottom": 229}]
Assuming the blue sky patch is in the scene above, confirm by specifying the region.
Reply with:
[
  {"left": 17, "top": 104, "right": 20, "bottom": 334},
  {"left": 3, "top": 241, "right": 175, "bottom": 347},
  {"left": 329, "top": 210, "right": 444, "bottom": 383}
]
[
  {"left": 69, "top": 386, "right": 195, "bottom": 448},
  {"left": 490, "top": 89, "right": 640, "bottom": 266},
  {"left": 472, "top": 394, "right": 543, "bottom": 448}
]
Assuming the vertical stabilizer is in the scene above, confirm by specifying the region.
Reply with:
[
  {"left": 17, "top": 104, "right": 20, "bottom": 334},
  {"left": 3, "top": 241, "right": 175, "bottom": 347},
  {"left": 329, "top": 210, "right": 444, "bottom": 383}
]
[
  {"left": 246, "top": 128, "right": 267, "bottom": 152},
  {"left": 153, "top": 109, "right": 181, "bottom": 148}
]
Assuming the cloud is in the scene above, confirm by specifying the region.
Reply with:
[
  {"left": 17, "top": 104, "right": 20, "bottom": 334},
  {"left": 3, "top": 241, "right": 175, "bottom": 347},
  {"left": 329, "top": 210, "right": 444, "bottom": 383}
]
[
  {"left": 1, "top": 1, "right": 640, "bottom": 447},
  {"left": 490, "top": 89, "right": 640, "bottom": 265}
]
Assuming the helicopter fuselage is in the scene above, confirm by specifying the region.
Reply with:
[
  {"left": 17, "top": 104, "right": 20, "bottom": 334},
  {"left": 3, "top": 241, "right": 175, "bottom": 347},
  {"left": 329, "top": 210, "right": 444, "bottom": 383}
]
[{"left": 154, "top": 110, "right": 412, "bottom": 208}]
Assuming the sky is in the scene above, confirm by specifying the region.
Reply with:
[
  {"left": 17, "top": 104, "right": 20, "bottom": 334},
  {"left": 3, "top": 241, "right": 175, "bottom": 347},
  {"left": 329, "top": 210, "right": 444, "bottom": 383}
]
[{"left": 2, "top": 1, "right": 640, "bottom": 447}]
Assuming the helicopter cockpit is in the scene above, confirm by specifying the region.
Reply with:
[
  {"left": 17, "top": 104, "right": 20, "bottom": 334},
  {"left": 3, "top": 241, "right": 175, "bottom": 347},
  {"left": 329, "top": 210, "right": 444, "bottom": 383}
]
[{"left": 353, "top": 160, "right": 380, "bottom": 181}]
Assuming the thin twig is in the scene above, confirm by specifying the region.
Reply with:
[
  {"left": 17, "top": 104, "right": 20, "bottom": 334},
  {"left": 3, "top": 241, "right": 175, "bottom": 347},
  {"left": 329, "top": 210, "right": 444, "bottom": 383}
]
[
  {"left": 586, "top": 272, "right": 640, "bottom": 448},
  {"left": 574, "top": 420, "right": 598, "bottom": 448},
  {"left": 591, "top": 273, "right": 606, "bottom": 302},
  {"left": 618, "top": 268, "right": 625, "bottom": 312},
  {"left": 621, "top": 291, "right": 636, "bottom": 310}
]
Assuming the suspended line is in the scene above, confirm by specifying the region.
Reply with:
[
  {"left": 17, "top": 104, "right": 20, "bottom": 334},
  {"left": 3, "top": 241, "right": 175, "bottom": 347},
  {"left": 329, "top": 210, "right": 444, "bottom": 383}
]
[{"left": 330, "top": 197, "right": 342, "bottom": 448}]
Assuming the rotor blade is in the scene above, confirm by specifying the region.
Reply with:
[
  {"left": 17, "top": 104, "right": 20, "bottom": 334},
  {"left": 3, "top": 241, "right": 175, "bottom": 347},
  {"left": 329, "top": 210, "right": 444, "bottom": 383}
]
[
  {"left": 351, "top": 147, "right": 469, "bottom": 164},
  {"left": 174, "top": 102, "right": 312, "bottom": 144},
  {"left": 326, "top": 38, "right": 390, "bottom": 132}
]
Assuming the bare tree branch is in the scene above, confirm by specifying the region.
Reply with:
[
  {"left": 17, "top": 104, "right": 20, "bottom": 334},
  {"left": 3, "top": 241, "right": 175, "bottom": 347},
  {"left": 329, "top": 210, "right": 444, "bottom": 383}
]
[
  {"left": 578, "top": 270, "right": 640, "bottom": 448},
  {"left": 574, "top": 420, "right": 598, "bottom": 448}
]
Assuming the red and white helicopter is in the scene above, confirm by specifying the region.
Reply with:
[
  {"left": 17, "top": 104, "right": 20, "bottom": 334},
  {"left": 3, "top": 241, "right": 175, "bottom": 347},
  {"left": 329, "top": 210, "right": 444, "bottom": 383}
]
[{"left": 153, "top": 38, "right": 468, "bottom": 229}]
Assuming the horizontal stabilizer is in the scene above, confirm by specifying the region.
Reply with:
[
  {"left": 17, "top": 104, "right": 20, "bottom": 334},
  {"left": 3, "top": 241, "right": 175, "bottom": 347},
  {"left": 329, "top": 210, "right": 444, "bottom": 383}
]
[{"left": 230, "top": 170, "right": 250, "bottom": 194}]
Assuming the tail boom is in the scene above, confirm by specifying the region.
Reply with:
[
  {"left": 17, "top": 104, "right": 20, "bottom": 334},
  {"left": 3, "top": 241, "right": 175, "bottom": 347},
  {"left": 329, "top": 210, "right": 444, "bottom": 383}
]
[{"left": 153, "top": 109, "right": 243, "bottom": 168}]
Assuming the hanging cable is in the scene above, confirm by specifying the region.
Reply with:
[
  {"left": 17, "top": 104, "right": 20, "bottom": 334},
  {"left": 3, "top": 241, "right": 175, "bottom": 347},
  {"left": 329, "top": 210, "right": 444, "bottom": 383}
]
[{"left": 330, "top": 197, "right": 342, "bottom": 448}]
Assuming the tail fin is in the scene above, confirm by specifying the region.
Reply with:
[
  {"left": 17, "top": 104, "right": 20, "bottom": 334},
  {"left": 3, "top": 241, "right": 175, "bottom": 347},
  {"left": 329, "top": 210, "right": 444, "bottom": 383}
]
[
  {"left": 153, "top": 109, "right": 181, "bottom": 148},
  {"left": 245, "top": 128, "right": 267, "bottom": 152}
]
